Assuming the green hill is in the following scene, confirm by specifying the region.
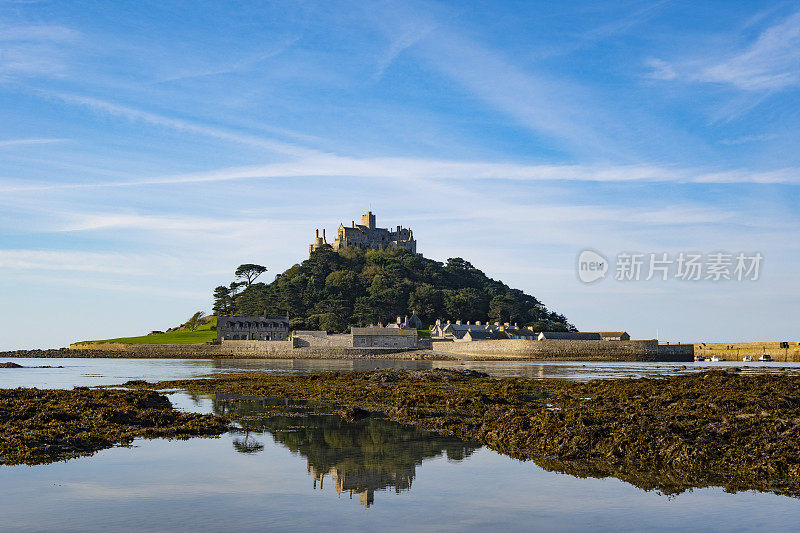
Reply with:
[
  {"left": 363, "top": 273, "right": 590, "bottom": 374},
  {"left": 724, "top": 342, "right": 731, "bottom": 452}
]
[
  {"left": 82, "top": 317, "right": 217, "bottom": 345},
  {"left": 216, "top": 247, "right": 573, "bottom": 333}
]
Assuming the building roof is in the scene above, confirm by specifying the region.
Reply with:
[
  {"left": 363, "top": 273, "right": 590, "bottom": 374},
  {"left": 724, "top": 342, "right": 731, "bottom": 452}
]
[
  {"left": 598, "top": 331, "right": 629, "bottom": 337},
  {"left": 505, "top": 328, "right": 536, "bottom": 338},
  {"left": 351, "top": 327, "right": 417, "bottom": 336},
  {"left": 538, "top": 331, "right": 602, "bottom": 340},
  {"left": 444, "top": 324, "right": 494, "bottom": 332},
  {"left": 465, "top": 330, "right": 497, "bottom": 340}
]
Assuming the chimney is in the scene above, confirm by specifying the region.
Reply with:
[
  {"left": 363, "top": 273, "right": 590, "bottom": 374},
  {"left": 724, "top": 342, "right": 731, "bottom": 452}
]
[
  {"left": 352, "top": 220, "right": 355, "bottom": 227},
  {"left": 315, "top": 229, "right": 319, "bottom": 238},
  {"left": 322, "top": 228, "right": 326, "bottom": 242}
]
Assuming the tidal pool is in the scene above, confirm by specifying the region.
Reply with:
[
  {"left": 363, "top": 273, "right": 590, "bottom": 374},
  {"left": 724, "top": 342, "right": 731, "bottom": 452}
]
[
  {"left": 1, "top": 392, "right": 799, "bottom": 532},
  {"left": 2, "top": 360, "right": 800, "bottom": 531}
]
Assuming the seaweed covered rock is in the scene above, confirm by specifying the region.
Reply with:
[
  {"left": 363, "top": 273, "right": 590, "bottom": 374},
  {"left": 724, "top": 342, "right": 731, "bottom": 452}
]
[{"left": 0, "top": 388, "right": 229, "bottom": 465}]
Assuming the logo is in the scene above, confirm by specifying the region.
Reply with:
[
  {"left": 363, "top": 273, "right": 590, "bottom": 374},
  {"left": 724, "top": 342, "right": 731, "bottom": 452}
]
[{"left": 577, "top": 250, "right": 608, "bottom": 283}]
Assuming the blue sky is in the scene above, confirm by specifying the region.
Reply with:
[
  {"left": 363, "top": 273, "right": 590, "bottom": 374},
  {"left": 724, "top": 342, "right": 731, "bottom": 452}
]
[{"left": 1, "top": 0, "right": 799, "bottom": 349}]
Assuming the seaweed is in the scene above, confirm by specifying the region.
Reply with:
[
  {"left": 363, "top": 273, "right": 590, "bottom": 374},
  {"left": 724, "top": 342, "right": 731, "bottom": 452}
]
[{"left": 0, "top": 388, "right": 228, "bottom": 465}]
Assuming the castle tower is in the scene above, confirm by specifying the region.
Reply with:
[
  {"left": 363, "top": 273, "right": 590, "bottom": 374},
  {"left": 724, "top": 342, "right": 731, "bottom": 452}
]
[{"left": 362, "top": 211, "right": 376, "bottom": 229}]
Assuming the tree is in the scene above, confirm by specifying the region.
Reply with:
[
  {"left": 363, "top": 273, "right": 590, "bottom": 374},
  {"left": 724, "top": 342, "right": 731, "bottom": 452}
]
[
  {"left": 212, "top": 286, "right": 232, "bottom": 315},
  {"left": 211, "top": 247, "right": 575, "bottom": 332},
  {"left": 235, "top": 264, "right": 267, "bottom": 286},
  {"left": 186, "top": 311, "right": 206, "bottom": 331},
  {"left": 444, "top": 288, "right": 484, "bottom": 322},
  {"left": 408, "top": 284, "right": 443, "bottom": 323}
]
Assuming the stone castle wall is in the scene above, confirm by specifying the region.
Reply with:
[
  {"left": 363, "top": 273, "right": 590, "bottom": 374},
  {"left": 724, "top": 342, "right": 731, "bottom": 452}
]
[{"left": 431, "top": 339, "right": 693, "bottom": 362}]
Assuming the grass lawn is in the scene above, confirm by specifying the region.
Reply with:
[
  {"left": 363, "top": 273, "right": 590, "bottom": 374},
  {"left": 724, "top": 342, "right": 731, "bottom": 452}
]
[{"left": 81, "top": 317, "right": 217, "bottom": 345}]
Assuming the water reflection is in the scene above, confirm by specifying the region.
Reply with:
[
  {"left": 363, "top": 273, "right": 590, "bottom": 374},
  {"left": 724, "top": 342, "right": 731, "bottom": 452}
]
[{"left": 212, "top": 396, "right": 479, "bottom": 507}]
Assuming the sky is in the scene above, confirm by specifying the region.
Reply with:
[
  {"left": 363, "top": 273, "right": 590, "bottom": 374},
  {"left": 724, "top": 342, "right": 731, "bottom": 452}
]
[{"left": 1, "top": 0, "right": 799, "bottom": 349}]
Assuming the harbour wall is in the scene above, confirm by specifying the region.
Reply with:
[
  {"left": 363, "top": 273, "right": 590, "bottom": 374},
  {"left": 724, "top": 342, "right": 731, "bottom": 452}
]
[
  {"left": 292, "top": 334, "right": 353, "bottom": 348},
  {"left": 67, "top": 341, "right": 419, "bottom": 359},
  {"left": 63, "top": 338, "right": 694, "bottom": 361},
  {"left": 431, "top": 339, "right": 694, "bottom": 362},
  {"left": 693, "top": 342, "right": 800, "bottom": 362}
]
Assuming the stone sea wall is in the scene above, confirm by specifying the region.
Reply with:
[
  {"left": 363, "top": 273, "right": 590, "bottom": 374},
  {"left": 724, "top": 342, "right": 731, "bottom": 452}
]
[
  {"left": 693, "top": 341, "right": 800, "bottom": 362},
  {"left": 431, "top": 339, "right": 694, "bottom": 362},
  {"left": 66, "top": 342, "right": 420, "bottom": 359},
  {"left": 53, "top": 339, "right": 694, "bottom": 361},
  {"left": 292, "top": 334, "right": 353, "bottom": 348}
]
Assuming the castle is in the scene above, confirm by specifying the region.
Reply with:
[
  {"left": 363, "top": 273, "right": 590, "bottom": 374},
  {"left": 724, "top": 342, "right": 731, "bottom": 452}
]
[{"left": 309, "top": 211, "right": 416, "bottom": 254}]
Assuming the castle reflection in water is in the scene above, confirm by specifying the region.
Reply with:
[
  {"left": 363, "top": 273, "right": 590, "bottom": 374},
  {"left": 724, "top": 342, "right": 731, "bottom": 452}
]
[{"left": 212, "top": 395, "right": 479, "bottom": 507}]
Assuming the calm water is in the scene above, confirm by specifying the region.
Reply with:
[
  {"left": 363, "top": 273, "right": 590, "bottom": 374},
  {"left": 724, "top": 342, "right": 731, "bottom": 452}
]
[
  {"left": 1, "top": 358, "right": 800, "bottom": 531},
  {"left": 3, "top": 357, "right": 800, "bottom": 388}
]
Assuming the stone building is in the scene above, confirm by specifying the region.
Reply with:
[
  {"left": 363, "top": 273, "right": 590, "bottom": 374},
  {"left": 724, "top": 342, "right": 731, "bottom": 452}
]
[
  {"left": 431, "top": 320, "right": 504, "bottom": 340},
  {"left": 351, "top": 327, "right": 418, "bottom": 348},
  {"left": 310, "top": 211, "right": 416, "bottom": 254},
  {"left": 504, "top": 327, "right": 537, "bottom": 340},
  {"left": 387, "top": 313, "right": 423, "bottom": 330},
  {"left": 216, "top": 315, "right": 290, "bottom": 341},
  {"left": 461, "top": 330, "right": 497, "bottom": 342},
  {"left": 599, "top": 331, "right": 631, "bottom": 341}
]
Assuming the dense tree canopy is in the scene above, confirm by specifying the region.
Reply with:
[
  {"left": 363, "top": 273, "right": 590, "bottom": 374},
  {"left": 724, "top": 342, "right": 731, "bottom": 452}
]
[{"left": 214, "top": 247, "right": 573, "bottom": 333}]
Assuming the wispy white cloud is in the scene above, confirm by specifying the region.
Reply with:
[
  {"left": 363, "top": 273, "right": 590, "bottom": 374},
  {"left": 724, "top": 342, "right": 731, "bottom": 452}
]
[
  {"left": 43, "top": 92, "right": 325, "bottom": 159},
  {"left": 2, "top": 156, "right": 799, "bottom": 195},
  {"left": 152, "top": 36, "right": 301, "bottom": 84},
  {"left": 0, "top": 24, "right": 80, "bottom": 77},
  {"left": 644, "top": 58, "right": 676, "bottom": 80},
  {"left": 651, "top": 11, "right": 800, "bottom": 91},
  {"left": 0, "top": 137, "right": 66, "bottom": 148},
  {"left": 0, "top": 24, "right": 79, "bottom": 42},
  {"left": 720, "top": 133, "right": 780, "bottom": 145},
  {"left": 374, "top": 22, "right": 436, "bottom": 80},
  {"left": 0, "top": 249, "right": 180, "bottom": 275},
  {"left": 413, "top": 29, "right": 621, "bottom": 156}
]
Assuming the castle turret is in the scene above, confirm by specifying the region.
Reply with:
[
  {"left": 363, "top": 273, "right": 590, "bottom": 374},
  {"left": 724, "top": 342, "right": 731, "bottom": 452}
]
[{"left": 362, "top": 211, "right": 376, "bottom": 229}]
